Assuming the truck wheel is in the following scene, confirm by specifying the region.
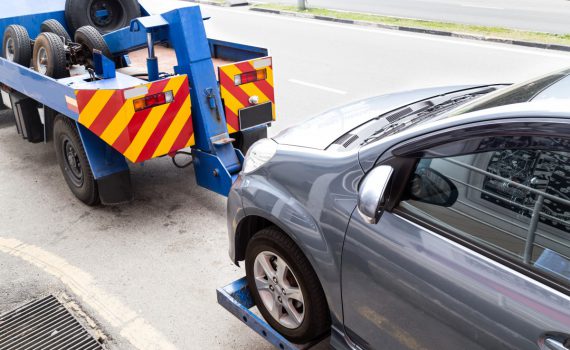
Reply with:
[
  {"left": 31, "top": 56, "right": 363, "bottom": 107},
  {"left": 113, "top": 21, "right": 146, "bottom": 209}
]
[
  {"left": 65, "top": 0, "right": 141, "bottom": 34},
  {"left": 74, "top": 25, "right": 111, "bottom": 68},
  {"left": 2, "top": 25, "right": 32, "bottom": 66},
  {"left": 245, "top": 227, "right": 330, "bottom": 343},
  {"left": 32, "top": 32, "right": 68, "bottom": 79},
  {"left": 40, "top": 19, "right": 72, "bottom": 44},
  {"left": 53, "top": 116, "right": 100, "bottom": 206}
]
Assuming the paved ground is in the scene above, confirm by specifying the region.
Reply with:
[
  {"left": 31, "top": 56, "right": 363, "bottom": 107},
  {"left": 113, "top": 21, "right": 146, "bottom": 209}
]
[
  {"left": 1, "top": 3, "right": 570, "bottom": 350},
  {"left": 258, "top": 0, "right": 570, "bottom": 34}
]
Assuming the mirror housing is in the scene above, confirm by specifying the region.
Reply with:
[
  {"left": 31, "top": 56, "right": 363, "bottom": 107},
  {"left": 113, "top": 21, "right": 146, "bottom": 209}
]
[{"left": 358, "top": 165, "right": 394, "bottom": 224}]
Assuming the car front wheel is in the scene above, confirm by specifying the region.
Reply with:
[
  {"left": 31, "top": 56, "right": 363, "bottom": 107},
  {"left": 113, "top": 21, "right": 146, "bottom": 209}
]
[{"left": 245, "top": 226, "right": 330, "bottom": 343}]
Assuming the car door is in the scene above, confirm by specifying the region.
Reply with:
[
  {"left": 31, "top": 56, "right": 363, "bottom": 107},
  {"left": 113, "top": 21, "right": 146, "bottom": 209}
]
[{"left": 341, "top": 122, "right": 570, "bottom": 350}]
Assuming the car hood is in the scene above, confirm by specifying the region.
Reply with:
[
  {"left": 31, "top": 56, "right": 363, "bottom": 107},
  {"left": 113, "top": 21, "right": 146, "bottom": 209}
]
[{"left": 273, "top": 85, "right": 484, "bottom": 150}]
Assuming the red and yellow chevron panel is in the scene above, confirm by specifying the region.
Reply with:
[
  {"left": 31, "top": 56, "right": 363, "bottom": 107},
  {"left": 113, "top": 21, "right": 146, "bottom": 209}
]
[
  {"left": 75, "top": 75, "right": 194, "bottom": 163},
  {"left": 218, "top": 57, "right": 275, "bottom": 133}
]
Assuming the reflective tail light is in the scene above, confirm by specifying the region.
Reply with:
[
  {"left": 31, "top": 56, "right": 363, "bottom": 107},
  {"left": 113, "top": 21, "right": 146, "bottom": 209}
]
[
  {"left": 234, "top": 69, "right": 267, "bottom": 86},
  {"left": 133, "top": 90, "right": 174, "bottom": 111}
]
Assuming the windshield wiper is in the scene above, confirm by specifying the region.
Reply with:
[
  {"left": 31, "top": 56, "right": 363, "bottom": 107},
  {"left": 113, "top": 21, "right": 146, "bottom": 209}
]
[{"left": 362, "top": 89, "right": 493, "bottom": 145}]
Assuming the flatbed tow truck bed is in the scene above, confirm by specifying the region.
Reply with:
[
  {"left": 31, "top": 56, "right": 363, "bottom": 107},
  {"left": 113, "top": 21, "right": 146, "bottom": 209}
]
[{"left": 217, "top": 278, "right": 329, "bottom": 350}]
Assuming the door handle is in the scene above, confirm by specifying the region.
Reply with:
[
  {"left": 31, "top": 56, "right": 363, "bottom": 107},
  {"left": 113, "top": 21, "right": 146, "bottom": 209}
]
[{"left": 544, "top": 337, "right": 569, "bottom": 350}]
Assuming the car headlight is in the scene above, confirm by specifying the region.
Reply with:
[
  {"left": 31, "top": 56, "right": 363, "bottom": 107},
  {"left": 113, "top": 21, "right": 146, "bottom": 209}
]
[{"left": 243, "top": 138, "right": 277, "bottom": 174}]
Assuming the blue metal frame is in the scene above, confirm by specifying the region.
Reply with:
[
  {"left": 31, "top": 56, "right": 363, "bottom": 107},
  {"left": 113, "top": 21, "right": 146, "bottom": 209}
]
[
  {"left": 217, "top": 277, "right": 321, "bottom": 350},
  {"left": 76, "top": 122, "right": 129, "bottom": 180}
]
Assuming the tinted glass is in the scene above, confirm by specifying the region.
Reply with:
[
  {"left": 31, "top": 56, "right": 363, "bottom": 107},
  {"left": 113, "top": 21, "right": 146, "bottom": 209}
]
[
  {"left": 448, "top": 69, "right": 570, "bottom": 117},
  {"left": 401, "top": 136, "right": 570, "bottom": 286}
]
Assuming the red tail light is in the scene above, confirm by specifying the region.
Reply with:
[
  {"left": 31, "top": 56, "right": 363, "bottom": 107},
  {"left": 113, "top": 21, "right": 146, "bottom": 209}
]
[
  {"left": 234, "top": 69, "right": 267, "bottom": 86},
  {"left": 133, "top": 90, "right": 174, "bottom": 111}
]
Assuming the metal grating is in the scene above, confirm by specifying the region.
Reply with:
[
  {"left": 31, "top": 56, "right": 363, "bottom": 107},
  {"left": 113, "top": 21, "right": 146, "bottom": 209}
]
[
  {"left": 0, "top": 295, "right": 104, "bottom": 350},
  {"left": 385, "top": 106, "right": 413, "bottom": 123}
]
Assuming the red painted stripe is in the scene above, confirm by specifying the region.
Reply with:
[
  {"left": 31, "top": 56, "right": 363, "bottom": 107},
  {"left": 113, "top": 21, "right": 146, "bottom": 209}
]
[
  {"left": 169, "top": 114, "right": 194, "bottom": 153},
  {"left": 88, "top": 91, "right": 125, "bottom": 135},
  {"left": 76, "top": 90, "right": 97, "bottom": 109},
  {"left": 219, "top": 69, "right": 251, "bottom": 107},
  {"left": 135, "top": 83, "right": 190, "bottom": 162},
  {"left": 224, "top": 105, "right": 240, "bottom": 132},
  {"left": 111, "top": 79, "right": 170, "bottom": 153}
]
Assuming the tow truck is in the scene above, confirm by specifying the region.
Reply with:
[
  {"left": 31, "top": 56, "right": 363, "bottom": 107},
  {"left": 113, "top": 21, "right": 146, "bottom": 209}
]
[
  {"left": 0, "top": 1, "right": 306, "bottom": 348},
  {"left": 0, "top": 0, "right": 275, "bottom": 205}
]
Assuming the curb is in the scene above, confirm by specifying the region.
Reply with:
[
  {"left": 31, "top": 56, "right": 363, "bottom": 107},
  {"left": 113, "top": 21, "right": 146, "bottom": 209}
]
[{"left": 250, "top": 7, "right": 570, "bottom": 53}]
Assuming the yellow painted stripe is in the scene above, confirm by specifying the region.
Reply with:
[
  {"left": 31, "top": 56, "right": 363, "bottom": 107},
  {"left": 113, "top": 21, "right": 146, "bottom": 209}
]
[
  {"left": 226, "top": 123, "right": 237, "bottom": 134},
  {"left": 78, "top": 90, "right": 115, "bottom": 128},
  {"left": 123, "top": 78, "right": 185, "bottom": 162},
  {"left": 99, "top": 101, "right": 136, "bottom": 145},
  {"left": 223, "top": 64, "right": 271, "bottom": 104},
  {"left": 185, "top": 134, "right": 195, "bottom": 148},
  {"left": 220, "top": 85, "right": 245, "bottom": 115},
  {"left": 151, "top": 95, "right": 191, "bottom": 158}
]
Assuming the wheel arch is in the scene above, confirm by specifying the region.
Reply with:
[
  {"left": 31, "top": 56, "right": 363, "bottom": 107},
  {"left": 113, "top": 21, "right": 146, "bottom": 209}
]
[{"left": 234, "top": 211, "right": 333, "bottom": 313}]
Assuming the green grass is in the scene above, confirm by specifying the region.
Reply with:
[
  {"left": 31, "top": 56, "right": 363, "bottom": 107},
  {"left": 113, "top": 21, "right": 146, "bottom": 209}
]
[{"left": 253, "top": 3, "right": 570, "bottom": 46}]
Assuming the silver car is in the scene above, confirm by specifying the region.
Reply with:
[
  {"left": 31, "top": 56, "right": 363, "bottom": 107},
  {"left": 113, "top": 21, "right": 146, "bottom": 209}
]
[{"left": 227, "top": 68, "right": 570, "bottom": 350}]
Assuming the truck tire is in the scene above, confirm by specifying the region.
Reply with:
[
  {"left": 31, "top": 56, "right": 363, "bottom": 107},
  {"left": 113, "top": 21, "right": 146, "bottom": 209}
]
[
  {"left": 2, "top": 25, "right": 32, "bottom": 66},
  {"left": 32, "top": 32, "right": 68, "bottom": 79},
  {"left": 65, "top": 0, "right": 141, "bottom": 34},
  {"left": 53, "top": 116, "right": 100, "bottom": 206},
  {"left": 74, "top": 25, "right": 111, "bottom": 68},
  {"left": 245, "top": 227, "right": 331, "bottom": 343},
  {"left": 40, "top": 19, "right": 72, "bottom": 44}
]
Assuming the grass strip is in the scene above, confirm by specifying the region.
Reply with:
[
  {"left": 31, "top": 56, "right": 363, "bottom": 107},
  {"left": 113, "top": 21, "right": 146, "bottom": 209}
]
[{"left": 253, "top": 3, "right": 570, "bottom": 46}]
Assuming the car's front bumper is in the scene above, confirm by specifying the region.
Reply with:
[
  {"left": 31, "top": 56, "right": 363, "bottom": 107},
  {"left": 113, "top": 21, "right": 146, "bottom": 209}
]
[{"left": 227, "top": 174, "right": 246, "bottom": 264}]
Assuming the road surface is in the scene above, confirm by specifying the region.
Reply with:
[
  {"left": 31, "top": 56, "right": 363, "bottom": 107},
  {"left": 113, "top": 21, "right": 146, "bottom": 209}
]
[
  {"left": 1, "top": 4, "right": 570, "bottom": 350},
  {"left": 259, "top": 0, "right": 570, "bottom": 34}
]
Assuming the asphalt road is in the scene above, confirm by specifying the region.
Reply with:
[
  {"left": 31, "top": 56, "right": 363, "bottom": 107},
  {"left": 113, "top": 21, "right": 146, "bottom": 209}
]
[
  {"left": 259, "top": 0, "right": 570, "bottom": 34},
  {"left": 1, "top": 4, "right": 570, "bottom": 350}
]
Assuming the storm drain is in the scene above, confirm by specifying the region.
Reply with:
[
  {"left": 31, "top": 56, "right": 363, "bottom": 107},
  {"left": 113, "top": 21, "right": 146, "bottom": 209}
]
[{"left": 0, "top": 295, "right": 104, "bottom": 350}]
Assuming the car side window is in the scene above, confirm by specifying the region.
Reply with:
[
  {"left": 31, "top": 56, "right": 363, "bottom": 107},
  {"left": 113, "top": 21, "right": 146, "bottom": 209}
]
[{"left": 399, "top": 135, "right": 570, "bottom": 286}]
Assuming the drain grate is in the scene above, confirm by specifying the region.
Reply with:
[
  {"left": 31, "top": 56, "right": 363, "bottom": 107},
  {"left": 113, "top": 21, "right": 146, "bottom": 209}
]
[{"left": 0, "top": 295, "right": 104, "bottom": 350}]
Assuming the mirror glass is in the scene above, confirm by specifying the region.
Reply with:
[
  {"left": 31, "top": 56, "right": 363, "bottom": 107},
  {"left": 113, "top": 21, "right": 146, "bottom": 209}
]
[{"left": 409, "top": 167, "right": 458, "bottom": 207}]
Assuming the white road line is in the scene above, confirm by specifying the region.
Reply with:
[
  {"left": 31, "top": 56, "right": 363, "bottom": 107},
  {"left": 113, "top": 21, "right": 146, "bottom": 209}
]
[
  {"left": 204, "top": 6, "right": 570, "bottom": 60},
  {"left": 0, "top": 237, "right": 177, "bottom": 350},
  {"left": 288, "top": 79, "right": 347, "bottom": 94},
  {"left": 460, "top": 4, "right": 505, "bottom": 10}
]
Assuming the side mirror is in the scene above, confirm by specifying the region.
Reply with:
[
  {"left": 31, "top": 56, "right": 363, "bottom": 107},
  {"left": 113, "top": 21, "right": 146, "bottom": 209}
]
[{"left": 358, "top": 165, "right": 394, "bottom": 224}]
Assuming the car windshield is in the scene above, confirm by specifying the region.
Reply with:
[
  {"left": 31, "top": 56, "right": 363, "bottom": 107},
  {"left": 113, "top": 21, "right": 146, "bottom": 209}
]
[{"left": 446, "top": 68, "right": 570, "bottom": 118}]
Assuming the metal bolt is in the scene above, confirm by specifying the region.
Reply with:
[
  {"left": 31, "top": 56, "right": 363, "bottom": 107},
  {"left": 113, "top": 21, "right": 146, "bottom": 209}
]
[
  {"left": 277, "top": 296, "right": 282, "bottom": 303},
  {"left": 269, "top": 285, "right": 274, "bottom": 291},
  {"left": 272, "top": 277, "right": 278, "bottom": 284},
  {"left": 281, "top": 288, "right": 286, "bottom": 294},
  {"left": 212, "top": 169, "right": 219, "bottom": 177}
]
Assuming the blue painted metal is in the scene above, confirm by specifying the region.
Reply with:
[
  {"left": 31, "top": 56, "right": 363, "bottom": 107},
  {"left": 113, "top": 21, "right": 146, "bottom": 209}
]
[
  {"left": 95, "top": 9, "right": 109, "bottom": 18},
  {"left": 0, "top": 58, "right": 78, "bottom": 120},
  {"left": 75, "top": 122, "right": 129, "bottom": 179},
  {"left": 217, "top": 278, "right": 316, "bottom": 350},
  {"left": 162, "top": 6, "right": 243, "bottom": 195},
  {"left": 208, "top": 38, "right": 268, "bottom": 62},
  {"left": 93, "top": 51, "right": 117, "bottom": 79}
]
